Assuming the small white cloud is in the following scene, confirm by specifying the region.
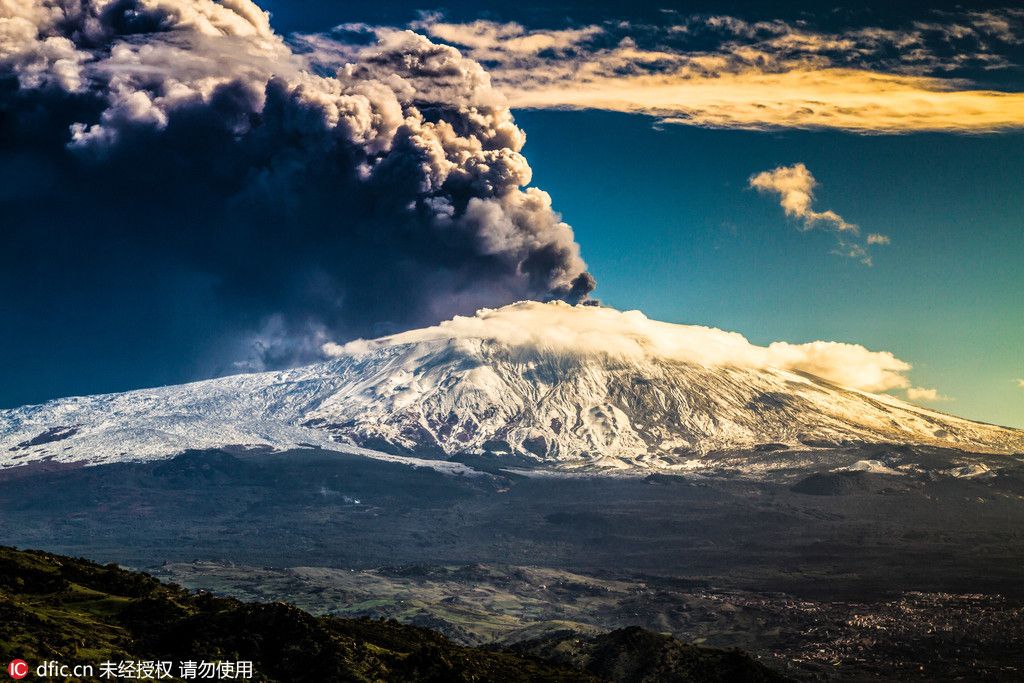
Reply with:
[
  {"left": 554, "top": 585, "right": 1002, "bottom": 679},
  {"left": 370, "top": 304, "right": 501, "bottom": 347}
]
[
  {"left": 906, "top": 386, "right": 952, "bottom": 402},
  {"left": 833, "top": 240, "right": 872, "bottom": 266},
  {"left": 749, "top": 163, "right": 857, "bottom": 233},
  {"left": 750, "top": 163, "right": 888, "bottom": 265},
  {"left": 321, "top": 341, "right": 349, "bottom": 357}
]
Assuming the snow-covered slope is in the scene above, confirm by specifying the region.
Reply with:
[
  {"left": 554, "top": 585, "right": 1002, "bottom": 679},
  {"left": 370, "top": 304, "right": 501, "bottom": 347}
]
[{"left": 2, "top": 303, "right": 1022, "bottom": 472}]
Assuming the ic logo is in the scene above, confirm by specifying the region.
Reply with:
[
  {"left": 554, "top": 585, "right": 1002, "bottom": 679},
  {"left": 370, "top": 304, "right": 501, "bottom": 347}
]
[{"left": 7, "top": 660, "right": 28, "bottom": 680}]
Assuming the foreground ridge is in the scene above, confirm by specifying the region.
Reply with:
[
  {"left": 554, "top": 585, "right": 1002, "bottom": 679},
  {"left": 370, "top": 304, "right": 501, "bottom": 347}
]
[{"left": 0, "top": 546, "right": 786, "bottom": 683}]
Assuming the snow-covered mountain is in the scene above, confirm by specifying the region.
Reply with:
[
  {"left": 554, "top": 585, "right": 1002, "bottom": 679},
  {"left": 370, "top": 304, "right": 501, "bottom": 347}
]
[{"left": 2, "top": 302, "right": 1022, "bottom": 473}]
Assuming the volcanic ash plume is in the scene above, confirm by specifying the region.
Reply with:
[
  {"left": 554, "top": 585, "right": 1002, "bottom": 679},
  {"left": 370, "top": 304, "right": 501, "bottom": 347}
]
[{"left": 0, "top": 0, "right": 594, "bottom": 369}]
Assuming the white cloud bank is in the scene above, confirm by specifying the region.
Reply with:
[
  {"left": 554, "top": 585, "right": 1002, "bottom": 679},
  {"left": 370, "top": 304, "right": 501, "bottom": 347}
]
[
  {"left": 749, "top": 163, "right": 889, "bottom": 265},
  {"left": 326, "top": 301, "right": 915, "bottom": 393}
]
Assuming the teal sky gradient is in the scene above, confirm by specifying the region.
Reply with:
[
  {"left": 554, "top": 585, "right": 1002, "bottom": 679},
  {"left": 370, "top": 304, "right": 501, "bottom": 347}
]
[{"left": 516, "top": 110, "right": 1024, "bottom": 428}]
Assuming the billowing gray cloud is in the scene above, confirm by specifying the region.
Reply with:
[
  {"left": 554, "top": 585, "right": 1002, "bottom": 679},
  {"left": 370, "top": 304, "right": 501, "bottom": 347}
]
[{"left": 0, "top": 0, "right": 594, "bottom": 376}]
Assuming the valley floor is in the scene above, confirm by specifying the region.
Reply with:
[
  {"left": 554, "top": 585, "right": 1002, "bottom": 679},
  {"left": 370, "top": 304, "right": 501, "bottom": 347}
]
[
  {"left": 152, "top": 561, "right": 1023, "bottom": 681},
  {"left": 2, "top": 447, "right": 1023, "bottom": 680}
]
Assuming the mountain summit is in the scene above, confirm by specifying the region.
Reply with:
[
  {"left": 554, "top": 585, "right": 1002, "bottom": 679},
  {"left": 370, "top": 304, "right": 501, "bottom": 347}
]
[{"left": 2, "top": 303, "right": 1021, "bottom": 472}]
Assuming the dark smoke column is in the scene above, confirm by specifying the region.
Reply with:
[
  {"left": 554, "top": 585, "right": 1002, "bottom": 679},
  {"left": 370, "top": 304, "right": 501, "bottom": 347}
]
[{"left": 0, "top": 0, "right": 595, "bottom": 371}]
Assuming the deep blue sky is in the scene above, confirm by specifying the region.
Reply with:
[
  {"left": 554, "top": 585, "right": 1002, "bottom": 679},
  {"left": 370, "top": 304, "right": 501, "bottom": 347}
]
[{"left": 257, "top": 0, "right": 1004, "bottom": 35}]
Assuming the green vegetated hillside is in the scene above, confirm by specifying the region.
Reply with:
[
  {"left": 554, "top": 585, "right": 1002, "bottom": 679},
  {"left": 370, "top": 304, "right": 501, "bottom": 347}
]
[{"left": 0, "top": 546, "right": 787, "bottom": 682}]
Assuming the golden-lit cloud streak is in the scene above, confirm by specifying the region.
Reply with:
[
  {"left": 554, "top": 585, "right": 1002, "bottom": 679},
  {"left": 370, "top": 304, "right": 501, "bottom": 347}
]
[
  {"left": 503, "top": 68, "right": 1024, "bottom": 133},
  {"left": 385, "top": 11, "right": 1024, "bottom": 133}
]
